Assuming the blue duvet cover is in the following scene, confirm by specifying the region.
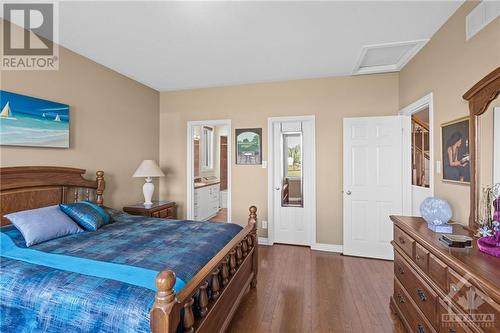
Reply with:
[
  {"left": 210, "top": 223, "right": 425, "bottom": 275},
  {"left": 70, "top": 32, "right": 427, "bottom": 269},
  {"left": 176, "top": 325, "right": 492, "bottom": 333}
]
[{"left": 0, "top": 210, "right": 242, "bottom": 333}]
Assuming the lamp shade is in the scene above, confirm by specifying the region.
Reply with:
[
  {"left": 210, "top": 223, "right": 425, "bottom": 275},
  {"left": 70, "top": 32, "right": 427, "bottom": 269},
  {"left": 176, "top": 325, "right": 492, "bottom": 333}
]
[{"left": 133, "top": 160, "right": 165, "bottom": 178}]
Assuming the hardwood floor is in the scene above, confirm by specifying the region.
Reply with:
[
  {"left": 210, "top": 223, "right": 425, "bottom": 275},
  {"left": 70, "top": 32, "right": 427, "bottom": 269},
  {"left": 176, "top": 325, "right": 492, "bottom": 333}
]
[
  {"left": 227, "top": 244, "right": 405, "bottom": 333},
  {"left": 211, "top": 208, "right": 227, "bottom": 222}
]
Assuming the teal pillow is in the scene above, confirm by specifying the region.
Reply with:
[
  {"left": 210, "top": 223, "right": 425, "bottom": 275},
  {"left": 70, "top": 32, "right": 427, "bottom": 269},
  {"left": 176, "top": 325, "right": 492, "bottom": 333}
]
[{"left": 59, "top": 201, "right": 110, "bottom": 231}]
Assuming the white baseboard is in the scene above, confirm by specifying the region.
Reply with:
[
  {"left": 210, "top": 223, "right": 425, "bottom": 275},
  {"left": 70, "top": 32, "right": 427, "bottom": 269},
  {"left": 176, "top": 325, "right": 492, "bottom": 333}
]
[
  {"left": 258, "top": 237, "right": 270, "bottom": 245},
  {"left": 257, "top": 238, "right": 342, "bottom": 253},
  {"left": 311, "top": 243, "right": 343, "bottom": 253}
]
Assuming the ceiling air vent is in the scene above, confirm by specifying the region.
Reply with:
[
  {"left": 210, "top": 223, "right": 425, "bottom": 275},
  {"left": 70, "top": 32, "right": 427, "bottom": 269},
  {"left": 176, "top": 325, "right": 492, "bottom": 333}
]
[
  {"left": 352, "top": 40, "right": 428, "bottom": 75},
  {"left": 466, "top": 1, "right": 500, "bottom": 41}
]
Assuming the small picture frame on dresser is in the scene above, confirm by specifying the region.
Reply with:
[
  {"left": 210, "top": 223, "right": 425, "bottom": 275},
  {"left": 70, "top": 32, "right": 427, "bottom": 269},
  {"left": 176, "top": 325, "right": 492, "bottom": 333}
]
[{"left": 439, "top": 234, "right": 473, "bottom": 248}]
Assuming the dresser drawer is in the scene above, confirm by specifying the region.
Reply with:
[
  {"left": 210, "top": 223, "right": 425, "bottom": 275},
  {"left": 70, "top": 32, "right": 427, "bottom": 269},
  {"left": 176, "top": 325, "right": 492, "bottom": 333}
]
[
  {"left": 166, "top": 206, "right": 176, "bottom": 218},
  {"left": 395, "top": 227, "right": 415, "bottom": 258},
  {"left": 395, "top": 250, "right": 411, "bottom": 287},
  {"left": 156, "top": 207, "right": 176, "bottom": 219},
  {"left": 395, "top": 251, "right": 438, "bottom": 327},
  {"left": 415, "top": 243, "right": 430, "bottom": 273},
  {"left": 429, "top": 254, "right": 448, "bottom": 292},
  {"left": 438, "top": 299, "right": 474, "bottom": 333},
  {"left": 448, "top": 270, "right": 499, "bottom": 333},
  {"left": 394, "top": 278, "right": 436, "bottom": 333}
]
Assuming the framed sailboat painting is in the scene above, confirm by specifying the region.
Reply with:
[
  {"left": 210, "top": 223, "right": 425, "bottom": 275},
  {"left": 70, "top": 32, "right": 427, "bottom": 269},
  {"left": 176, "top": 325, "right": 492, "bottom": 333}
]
[{"left": 0, "top": 90, "right": 69, "bottom": 148}]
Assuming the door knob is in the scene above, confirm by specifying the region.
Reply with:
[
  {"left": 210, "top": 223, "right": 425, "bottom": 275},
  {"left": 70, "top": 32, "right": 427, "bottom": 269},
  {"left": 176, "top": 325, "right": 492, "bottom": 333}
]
[
  {"left": 275, "top": 187, "right": 280, "bottom": 191},
  {"left": 346, "top": 190, "right": 352, "bottom": 195}
]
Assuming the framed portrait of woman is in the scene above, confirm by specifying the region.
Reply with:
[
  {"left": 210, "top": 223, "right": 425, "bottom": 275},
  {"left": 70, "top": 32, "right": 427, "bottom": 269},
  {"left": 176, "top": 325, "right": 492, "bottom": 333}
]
[{"left": 441, "top": 116, "right": 470, "bottom": 184}]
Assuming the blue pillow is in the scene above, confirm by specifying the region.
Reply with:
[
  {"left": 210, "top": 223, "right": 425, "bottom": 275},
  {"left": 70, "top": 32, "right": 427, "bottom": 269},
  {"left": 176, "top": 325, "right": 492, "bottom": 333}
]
[
  {"left": 5, "top": 205, "right": 83, "bottom": 247},
  {"left": 59, "top": 201, "right": 110, "bottom": 231}
]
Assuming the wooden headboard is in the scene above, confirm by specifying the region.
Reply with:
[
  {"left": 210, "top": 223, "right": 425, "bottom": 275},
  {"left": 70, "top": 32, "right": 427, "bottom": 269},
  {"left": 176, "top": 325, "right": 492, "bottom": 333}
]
[{"left": 0, "top": 166, "right": 105, "bottom": 226}]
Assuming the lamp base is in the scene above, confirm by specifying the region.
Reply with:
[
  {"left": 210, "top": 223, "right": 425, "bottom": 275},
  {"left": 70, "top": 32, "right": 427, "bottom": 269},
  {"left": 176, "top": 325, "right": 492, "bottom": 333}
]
[
  {"left": 143, "top": 177, "right": 154, "bottom": 206},
  {"left": 427, "top": 223, "right": 453, "bottom": 234}
]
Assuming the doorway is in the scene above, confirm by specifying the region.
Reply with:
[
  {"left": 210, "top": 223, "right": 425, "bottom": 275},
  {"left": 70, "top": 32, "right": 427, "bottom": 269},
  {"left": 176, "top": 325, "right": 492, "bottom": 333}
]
[
  {"left": 400, "top": 93, "right": 435, "bottom": 216},
  {"left": 268, "top": 116, "right": 316, "bottom": 246},
  {"left": 187, "top": 120, "right": 231, "bottom": 222}
]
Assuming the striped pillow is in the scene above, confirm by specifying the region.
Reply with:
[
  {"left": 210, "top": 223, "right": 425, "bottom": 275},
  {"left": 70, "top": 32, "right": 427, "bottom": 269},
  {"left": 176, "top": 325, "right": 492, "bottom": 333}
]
[{"left": 59, "top": 201, "right": 110, "bottom": 231}]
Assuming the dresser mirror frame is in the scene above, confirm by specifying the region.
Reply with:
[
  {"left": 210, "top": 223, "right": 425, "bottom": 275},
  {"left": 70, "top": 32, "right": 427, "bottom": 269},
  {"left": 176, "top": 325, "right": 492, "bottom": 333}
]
[{"left": 462, "top": 67, "right": 500, "bottom": 230}]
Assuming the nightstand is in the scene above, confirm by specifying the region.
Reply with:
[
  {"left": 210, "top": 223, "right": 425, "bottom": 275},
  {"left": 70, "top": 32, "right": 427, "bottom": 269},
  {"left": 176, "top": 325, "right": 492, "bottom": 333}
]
[{"left": 123, "top": 201, "right": 177, "bottom": 219}]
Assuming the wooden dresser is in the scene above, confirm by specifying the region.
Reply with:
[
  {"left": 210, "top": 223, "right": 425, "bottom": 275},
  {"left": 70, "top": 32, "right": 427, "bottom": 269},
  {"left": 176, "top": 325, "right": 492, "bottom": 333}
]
[{"left": 390, "top": 216, "right": 499, "bottom": 333}]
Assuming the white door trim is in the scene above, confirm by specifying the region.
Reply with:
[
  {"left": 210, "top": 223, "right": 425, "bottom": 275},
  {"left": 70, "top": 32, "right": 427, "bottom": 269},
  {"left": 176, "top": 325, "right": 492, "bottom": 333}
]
[
  {"left": 399, "top": 93, "right": 435, "bottom": 216},
  {"left": 187, "top": 119, "right": 232, "bottom": 222},
  {"left": 267, "top": 115, "right": 316, "bottom": 246}
]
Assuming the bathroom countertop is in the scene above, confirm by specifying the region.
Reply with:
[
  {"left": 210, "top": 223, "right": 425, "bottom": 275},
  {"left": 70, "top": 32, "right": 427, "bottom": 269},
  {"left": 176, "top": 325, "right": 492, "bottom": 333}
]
[{"left": 194, "top": 180, "right": 220, "bottom": 189}]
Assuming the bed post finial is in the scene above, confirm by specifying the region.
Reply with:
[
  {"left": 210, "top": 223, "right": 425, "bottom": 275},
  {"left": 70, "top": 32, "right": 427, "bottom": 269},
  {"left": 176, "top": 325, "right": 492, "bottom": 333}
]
[
  {"left": 248, "top": 205, "right": 257, "bottom": 226},
  {"left": 150, "top": 270, "right": 178, "bottom": 333},
  {"left": 96, "top": 171, "right": 105, "bottom": 206}
]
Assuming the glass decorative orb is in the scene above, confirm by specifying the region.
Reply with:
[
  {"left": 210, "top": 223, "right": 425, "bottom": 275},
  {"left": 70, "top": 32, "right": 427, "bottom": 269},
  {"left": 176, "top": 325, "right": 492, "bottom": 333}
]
[{"left": 420, "top": 197, "right": 452, "bottom": 226}]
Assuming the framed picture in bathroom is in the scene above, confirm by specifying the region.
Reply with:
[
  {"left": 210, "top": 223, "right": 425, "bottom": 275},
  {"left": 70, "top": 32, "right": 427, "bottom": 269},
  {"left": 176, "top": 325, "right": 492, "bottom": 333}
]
[{"left": 235, "top": 128, "right": 262, "bottom": 165}]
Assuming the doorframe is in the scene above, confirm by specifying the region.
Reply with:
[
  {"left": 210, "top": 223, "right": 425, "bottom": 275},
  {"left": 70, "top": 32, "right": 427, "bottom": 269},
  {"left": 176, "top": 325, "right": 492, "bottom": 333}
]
[
  {"left": 186, "top": 119, "right": 232, "bottom": 222},
  {"left": 399, "top": 93, "right": 435, "bottom": 216},
  {"left": 267, "top": 115, "right": 316, "bottom": 246}
]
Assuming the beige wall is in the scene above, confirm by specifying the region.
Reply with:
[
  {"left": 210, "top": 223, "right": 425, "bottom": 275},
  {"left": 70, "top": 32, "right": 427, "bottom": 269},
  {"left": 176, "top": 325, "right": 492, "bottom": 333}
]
[
  {"left": 0, "top": 33, "right": 160, "bottom": 208},
  {"left": 159, "top": 74, "right": 399, "bottom": 244},
  {"left": 399, "top": 1, "right": 500, "bottom": 224},
  {"left": 3, "top": 1, "right": 497, "bottom": 245}
]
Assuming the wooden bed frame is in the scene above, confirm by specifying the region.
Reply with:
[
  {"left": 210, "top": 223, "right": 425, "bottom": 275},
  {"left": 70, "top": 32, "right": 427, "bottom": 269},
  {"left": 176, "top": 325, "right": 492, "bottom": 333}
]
[{"left": 0, "top": 166, "right": 258, "bottom": 333}]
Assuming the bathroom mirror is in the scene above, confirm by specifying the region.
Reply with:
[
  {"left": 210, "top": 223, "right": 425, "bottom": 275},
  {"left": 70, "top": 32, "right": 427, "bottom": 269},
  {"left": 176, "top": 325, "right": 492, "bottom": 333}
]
[{"left": 463, "top": 67, "right": 500, "bottom": 229}]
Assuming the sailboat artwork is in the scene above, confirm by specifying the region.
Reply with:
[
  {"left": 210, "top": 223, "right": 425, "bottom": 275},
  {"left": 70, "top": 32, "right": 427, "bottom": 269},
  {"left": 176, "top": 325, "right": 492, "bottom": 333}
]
[
  {"left": 0, "top": 102, "right": 17, "bottom": 120},
  {"left": 0, "top": 90, "right": 69, "bottom": 148}
]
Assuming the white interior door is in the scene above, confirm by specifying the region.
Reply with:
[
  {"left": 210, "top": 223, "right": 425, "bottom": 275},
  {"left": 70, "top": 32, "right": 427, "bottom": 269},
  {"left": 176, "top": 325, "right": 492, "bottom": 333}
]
[
  {"left": 343, "top": 116, "right": 406, "bottom": 260},
  {"left": 272, "top": 118, "right": 314, "bottom": 246}
]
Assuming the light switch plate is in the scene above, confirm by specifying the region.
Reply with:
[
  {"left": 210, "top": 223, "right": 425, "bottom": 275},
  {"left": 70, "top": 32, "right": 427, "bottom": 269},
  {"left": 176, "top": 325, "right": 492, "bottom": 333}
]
[
  {"left": 262, "top": 161, "right": 267, "bottom": 169},
  {"left": 262, "top": 220, "right": 268, "bottom": 229},
  {"left": 436, "top": 160, "right": 441, "bottom": 174}
]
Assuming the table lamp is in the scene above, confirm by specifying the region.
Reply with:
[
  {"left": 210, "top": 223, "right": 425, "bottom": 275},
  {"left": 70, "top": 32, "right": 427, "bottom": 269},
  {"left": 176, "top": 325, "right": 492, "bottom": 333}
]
[{"left": 133, "top": 160, "right": 165, "bottom": 206}]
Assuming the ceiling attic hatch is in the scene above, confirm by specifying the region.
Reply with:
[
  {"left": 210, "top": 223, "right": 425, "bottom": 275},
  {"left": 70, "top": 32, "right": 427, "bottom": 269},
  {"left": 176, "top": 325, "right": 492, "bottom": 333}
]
[{"left": 352, "top": 39, "right": 428, "bottom": 75}]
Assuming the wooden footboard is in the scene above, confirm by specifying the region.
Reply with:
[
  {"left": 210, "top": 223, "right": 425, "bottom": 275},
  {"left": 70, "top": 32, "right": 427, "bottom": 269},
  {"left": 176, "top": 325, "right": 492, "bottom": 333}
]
[{"left": 150, "top": 206, "right": 259, "bottom": 333}]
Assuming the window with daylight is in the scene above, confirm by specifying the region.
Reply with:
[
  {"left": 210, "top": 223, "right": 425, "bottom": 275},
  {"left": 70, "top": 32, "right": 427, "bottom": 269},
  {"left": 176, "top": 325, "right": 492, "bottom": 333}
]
[{"left": 202, "top": 126, "right": 214, "bottom": 170}]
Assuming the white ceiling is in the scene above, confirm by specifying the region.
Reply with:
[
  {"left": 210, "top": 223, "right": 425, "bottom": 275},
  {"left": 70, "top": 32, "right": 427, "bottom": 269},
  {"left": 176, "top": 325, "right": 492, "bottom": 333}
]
[{"left": 57, "top": 1, "right": 462, "bottom": 91}]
